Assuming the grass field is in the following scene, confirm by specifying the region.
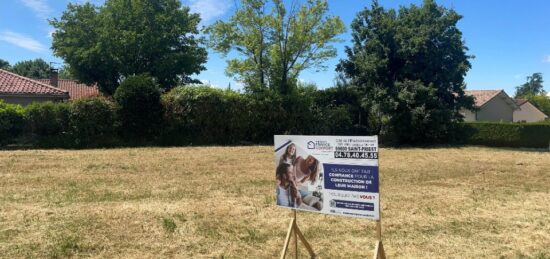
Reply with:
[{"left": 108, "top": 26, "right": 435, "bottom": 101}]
[{"left": 0, "top": 146, "right": 549, "bottom": 258}]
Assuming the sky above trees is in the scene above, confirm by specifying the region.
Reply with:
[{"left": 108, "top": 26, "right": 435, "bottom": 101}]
[{"left": 1, "top": 0, "right": 550, "bottom": 94}]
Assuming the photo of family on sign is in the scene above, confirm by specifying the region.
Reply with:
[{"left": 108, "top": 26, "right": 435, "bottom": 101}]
[{"left": 275, "top": 142, "right": 323, "bottom": 211}]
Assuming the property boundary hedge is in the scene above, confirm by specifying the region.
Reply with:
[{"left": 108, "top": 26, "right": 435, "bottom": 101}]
[
  {"left": 3, "top": 84, "right": 550, "bottom": 149},
  {"left": 463, "top": 122, "right": 550, "bottom": 148}
]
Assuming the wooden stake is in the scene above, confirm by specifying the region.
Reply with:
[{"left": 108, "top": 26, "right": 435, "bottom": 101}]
[
  {"left": 373, "top": 240, "right": 386, "bottom": 259},
  {"left": 280, "top": 210, "right": 316, "bottom": 259},
  {"left": 373, "top": 219, "right": 386, "bottom": 259},
  {"left": 294, "top": 210, "right": 298, "bottom": 259},
  {"left": 280, "top": 217, "right": 295, "bottom": 259},
  {"left": 375, "top": 220, "right": 382, "bottom": 241},
  {"left": 373, "top": 158, "right": 386, "bottom": 259}
]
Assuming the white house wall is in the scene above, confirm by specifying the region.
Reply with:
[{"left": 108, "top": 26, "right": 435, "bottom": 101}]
[
  {"left": 460, "top": 109, "right": 476, "bottom": 121},
  {"left": 476, "top": 96, "right": 514, "bottom": 122},
  {"left": 514, "top": 102, "right": 548, "bottom": 122}
]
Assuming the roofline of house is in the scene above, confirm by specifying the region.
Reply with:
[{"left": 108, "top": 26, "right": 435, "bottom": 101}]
[
  {"left": 519, "top": 101, "right": 549, "bottom": 118},
  {"left": 0, "top": 69, "right": 69, "bottom": 94},
  {"left": 0, "top": 93, "right": 69, "bottom": 99},
  {"left": 478, "top": 89, "right": 520, "bottom": 110}
]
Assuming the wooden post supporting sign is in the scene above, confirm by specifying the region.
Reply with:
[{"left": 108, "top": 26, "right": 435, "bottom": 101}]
[
  {"left": 373, "top": 157, "right": 386, "bottom": 259},
  {"left": 280, "top": 209, "right": 316, "bottom": 259},
  {"left": 373, "top": 219, "right": 386, "bottom": 259}
]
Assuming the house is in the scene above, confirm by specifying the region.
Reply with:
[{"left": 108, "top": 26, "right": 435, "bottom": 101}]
[
  {"left": 0, "top": 69, "right": 69, "bottom": 105},
  {"left": 462, "top": 90, "right": 519, "bottom": 122},
  {"left": 37, "top": 69, "right": 100, "bottom": 100},
  {"left": 513, "top": 99, "right": 548, "bottom": 122}
]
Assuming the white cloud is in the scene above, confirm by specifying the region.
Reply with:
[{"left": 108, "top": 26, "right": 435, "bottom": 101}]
[
  {"left": 47, "top": 29, "right": 55, "bottom": 38},
  {"left": 544, "top": 55, "right": 550, "bottom": 63},
  {"left": 68, "top": 0, "right": 105, "bottom": 4},
  {"left": 20, "top": 0, "right": 53, "bottom": 19},
  {"left": 187, "top": 0, "right": 232, "bottom": 24},
  {"left": 0, "top": 31, "right": 47, "bottom": 52}
]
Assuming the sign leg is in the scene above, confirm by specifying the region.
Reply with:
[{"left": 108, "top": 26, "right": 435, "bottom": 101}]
[
  {"left": 294, "top": 223, "right": 316, "bottom": 258},
  {"left": 280, "top": 217, "right": 295, "bottom": 259},
  {"left": 294, "top": 210, "right": 298, "bottom": 259},
  {"left": 280, "top": 210, "right": 316, "bottom": 259},
  {"left": 373, "top": 240, "right": 386, "bottom": 259},
  {"left": 373, "top": 220, "right": 386, "bottom": 259}
]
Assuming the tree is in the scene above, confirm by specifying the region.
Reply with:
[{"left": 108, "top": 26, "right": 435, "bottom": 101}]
[
  {"left": 337, "top": 0, "right": 474, "bottom": 144},
  {"left": 0, "top": 59, "right": 10, "bottom": 70},
  {"left": 58, "top": 65, "right": 74, "bottom": 80},
  {"left": 50, "top": 0, "right": 207, "bottom": 95},
  {"left": 515, "top": 72, "right": 545, "bottom": 97},
  {"left": 114, "top": 75, "right": 163, "bottom": 141},
  {"left": 11, "top": 58, "right": 51, "bottom": 79},
  {"left": 206, "top": 0, "right": 345, "bottom": 94}
]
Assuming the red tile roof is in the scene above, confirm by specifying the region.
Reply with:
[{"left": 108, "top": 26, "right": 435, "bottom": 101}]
[
  {"left": 0, "top": 69, "right": 69, "bottom": 97},
  {"left": 37, "top": 79, "right": 100, "bottom": 100},
  {"left": 514, "top": 98, "right": 529, "bottom": 106},
  {"left": 465, "top": 89, "right": 519, "bottom": 110},
  {"left": 464, "top": 90, "right": 503, "bottom": 107}
]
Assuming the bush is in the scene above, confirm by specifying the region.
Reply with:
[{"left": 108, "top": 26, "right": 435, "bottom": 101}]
[
  {"left": 245, "top": 91, "right": 286, "bottom": 143},
  {"left": 114, "top": 75, "right": 162, "bottom": 142},
  {"left": 0, "top": 101, "right": 25, "bottom": 146},
  {"left": 162, "top": 85, "right": 249, "bottom": 145},
  {"left": 312, "top": 87, "right": 370, "bottom": 136},
  {"left": 68, "top": 97, "right": 118, "bottom": 147},
  {"left": 161, "top": 85, "right": 369, "bottom": 145},
  {"left": 464, "top": 122, "right": 550, "bottom": 148},
  {"left": 25, "top": 102, "right": 70, "bottom": 147}
]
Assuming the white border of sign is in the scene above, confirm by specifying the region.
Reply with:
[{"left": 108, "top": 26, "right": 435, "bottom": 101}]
[{"left": 274, "top": 135, "right": 380, "bottom": 220}]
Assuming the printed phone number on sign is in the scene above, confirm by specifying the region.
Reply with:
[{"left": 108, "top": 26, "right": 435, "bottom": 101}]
[{"left": 334, "top": 151, "right": 378, "bottom": 159}]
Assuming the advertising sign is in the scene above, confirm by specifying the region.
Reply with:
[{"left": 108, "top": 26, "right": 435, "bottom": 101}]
[{"left": 274, "top": 135, "right": 379, "bottom": 220}]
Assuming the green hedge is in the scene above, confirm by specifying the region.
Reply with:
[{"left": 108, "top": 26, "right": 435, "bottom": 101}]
[
  {"left": 160, "top": 86, "right": 351, "bottom": 145},
  {"left": 68, "top": 97, "right": 118, "bottom": 148},
  {"left": 464, "top": 122, "right": 550, "bottom": 148},
  {"left": 22, "top": 97, "right": 118, "bottom": 148},
  {"left": 5, "top": 83, "right": 550, "bottom": 149},
  {"left": 0, "top": 101, "right": 25, "bottom": 146},
  {"left": 25, "top": 101, "right": 71, "bottom": 147},
  {"left": 162, "top": 86, "right": 250, "bottom": 145},
  {"left": 114, "top": 75, "right": 163, "bottom": 142}
]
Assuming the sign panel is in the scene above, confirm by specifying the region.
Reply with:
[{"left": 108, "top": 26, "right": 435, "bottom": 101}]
[{"left": 274, "top": 135, "right": 379, "bottom": 220}]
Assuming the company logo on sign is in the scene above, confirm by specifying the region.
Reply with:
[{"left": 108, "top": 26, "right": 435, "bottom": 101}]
[{"left": 308, "top": 140, "right": 332, "bottom": 151}]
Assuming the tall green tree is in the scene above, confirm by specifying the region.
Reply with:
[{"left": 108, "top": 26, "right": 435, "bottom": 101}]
[
  {"left": 50, "top": 0, "right": 207, "bottom": 95},
  {"left": 206, "top": 0, "right": 345, "bottom": 94},
  {"left": 515, "top": 72, "right": 545, "bottom": 97},
  {"left": 337, "top": 0, "right": 474, "bottom": 144},
  {"left": 11, "top": 58, "right": 51, "bottom": 79},
  {"left": 58, "top": 66, "right": 74, "bottom": 80},
  {"left": 0, "top": 59, "right": 10, "bottom": 70}
]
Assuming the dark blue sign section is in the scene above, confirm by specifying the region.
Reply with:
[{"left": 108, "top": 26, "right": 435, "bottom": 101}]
[
  {"left": 323, "top": 164, "right": 379, "bottom": 192},
  {"left": 333, "top": 200, "right": 375, "bottom": 211}
]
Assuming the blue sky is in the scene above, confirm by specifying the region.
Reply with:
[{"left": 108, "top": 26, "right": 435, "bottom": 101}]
[{"left": 1, "top": 0, "right": 550, "bottom": 95}]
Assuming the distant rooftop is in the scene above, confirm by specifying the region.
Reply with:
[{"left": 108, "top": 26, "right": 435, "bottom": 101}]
[
  {"left": 464, "top": 89, "right": 519, "bottom": 110},
  {"left": 37, "top": 79, "right": 99, "bottom": 100},
  {"left": 0, "top": 69, "right": 68, "bottom": 97}
]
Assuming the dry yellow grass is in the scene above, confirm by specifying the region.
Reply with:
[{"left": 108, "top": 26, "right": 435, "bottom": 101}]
[{"left": 0, "top": 146, "right": 549, "bottom": 258}]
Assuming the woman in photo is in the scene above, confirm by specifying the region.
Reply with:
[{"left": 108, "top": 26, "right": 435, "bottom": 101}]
[
  {"left": 279, "top": 143, "right": 296, "bottom": 165},
  {"left": 294, "top": 155, "right": 319, "bottom": 185},
  {"left": 275, "top": 163, "right": 301, "bottom": 208},
  {"left": 293, "top": 155, "right": 322, "bottom": 210}
]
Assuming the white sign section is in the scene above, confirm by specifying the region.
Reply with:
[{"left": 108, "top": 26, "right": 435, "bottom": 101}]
[{"left": 274, "top": 135, "right": 379, "bottom": 220}]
